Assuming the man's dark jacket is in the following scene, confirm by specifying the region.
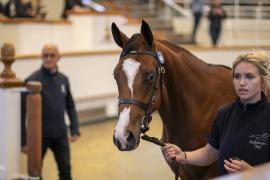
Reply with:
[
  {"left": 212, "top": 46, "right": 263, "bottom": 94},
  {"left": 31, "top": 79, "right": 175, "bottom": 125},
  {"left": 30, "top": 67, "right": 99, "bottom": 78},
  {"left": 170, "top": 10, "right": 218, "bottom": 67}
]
[{"left": 21, "top": 66, "right": 80, "bottom": 145}]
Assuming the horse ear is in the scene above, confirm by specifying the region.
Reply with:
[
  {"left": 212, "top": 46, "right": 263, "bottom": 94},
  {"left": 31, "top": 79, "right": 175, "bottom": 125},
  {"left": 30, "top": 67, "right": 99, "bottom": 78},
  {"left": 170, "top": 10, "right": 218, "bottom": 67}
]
[
  {"left": 111, "top": 22, "right": 129, "bottom": 48},
  {"left": 141, "top": 20, "right": 153, "bottom": 47}
]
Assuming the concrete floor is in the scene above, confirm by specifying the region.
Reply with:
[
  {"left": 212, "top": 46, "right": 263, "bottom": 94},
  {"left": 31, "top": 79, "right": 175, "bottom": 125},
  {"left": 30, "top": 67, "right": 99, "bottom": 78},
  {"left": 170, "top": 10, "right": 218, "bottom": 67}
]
[{"left": 22, "top": 113, "right": 174, "bottom": 180}]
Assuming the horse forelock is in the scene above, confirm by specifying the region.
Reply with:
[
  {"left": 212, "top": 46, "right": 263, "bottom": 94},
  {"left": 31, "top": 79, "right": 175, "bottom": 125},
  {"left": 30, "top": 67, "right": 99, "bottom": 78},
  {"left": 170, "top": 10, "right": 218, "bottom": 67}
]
[{"left": 123, "top": 34, "right": 152, "bottom": 54}]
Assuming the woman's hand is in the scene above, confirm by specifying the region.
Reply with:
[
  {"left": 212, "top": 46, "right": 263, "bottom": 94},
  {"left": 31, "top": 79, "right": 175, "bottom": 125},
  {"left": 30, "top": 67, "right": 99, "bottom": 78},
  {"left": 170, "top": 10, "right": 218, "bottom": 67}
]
[
  {"left": 162, "top": 143, "right": 186, "bottom": 164},
  {"left": 224, "top": 158, "right": 253, "bottom": 174}
]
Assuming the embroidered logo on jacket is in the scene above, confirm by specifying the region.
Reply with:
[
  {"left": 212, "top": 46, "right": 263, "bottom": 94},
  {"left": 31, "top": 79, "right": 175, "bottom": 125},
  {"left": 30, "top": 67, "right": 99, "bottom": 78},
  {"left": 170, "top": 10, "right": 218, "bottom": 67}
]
[
  {"left": 61, "top": 84, "right": 66, "bottom": 94},
  {"left": 249, "top": 133, "right": 269, "bottom": 149}
]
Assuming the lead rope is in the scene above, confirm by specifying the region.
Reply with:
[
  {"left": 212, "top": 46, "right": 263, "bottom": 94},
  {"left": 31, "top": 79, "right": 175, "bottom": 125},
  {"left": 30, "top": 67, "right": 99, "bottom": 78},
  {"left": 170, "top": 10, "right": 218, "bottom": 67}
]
[{"left": 141, "top": 134, "right": 179, "bottom": 180}]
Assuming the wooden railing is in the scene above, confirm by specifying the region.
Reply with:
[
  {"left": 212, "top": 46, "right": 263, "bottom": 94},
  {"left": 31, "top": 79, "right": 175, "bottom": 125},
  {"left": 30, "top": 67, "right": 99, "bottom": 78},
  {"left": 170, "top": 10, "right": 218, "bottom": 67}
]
[
  {"left": 0, "top": 17, "right": 71, "bottom": 24},
  {"left": 14, "top": 45, "right": 270, "bottom": 61},
  {"left": 11, "top": 46, "right": 270, "bottom": 123}
]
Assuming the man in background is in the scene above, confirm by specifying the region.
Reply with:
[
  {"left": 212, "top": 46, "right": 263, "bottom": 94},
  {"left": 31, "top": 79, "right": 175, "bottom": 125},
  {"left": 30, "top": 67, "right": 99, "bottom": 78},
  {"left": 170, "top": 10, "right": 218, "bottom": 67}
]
[
  {"left": 0, "top": 1, "right": 3, "bottom": 13},
  {"left": 190, "top": 0, "right": 203, "bottom": 44},
  {"left": 0, "top": 1, "right": 7, "bottom": 20},
  {"left": 21, "top": 43, "right": 80, "bottom": 180},
  {"left": 4, "top": 0, "right": 34, "bottom": 18},
  {"left": 208, "top": 0, "right": 226, "bottom": 46},
  {"left": 62, "top": 0, "right": 89, "bottom": 18}
]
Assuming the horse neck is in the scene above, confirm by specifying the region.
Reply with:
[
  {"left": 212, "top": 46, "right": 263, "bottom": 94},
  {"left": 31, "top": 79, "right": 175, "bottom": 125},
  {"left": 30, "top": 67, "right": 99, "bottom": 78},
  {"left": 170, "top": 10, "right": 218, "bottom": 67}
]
[
  {"left": 158, "top": 42, "right": 210, "bottom": 107},
  {"left": 156, "top": 42, "right": 212, "bottom": 145}
]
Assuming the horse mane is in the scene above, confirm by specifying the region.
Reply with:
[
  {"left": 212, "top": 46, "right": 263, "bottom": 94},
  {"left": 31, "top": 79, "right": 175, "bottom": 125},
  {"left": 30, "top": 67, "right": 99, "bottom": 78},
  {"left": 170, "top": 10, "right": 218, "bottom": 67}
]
[
  {"left": 156, "top": 39, "right": 192, "bottom": 55},
  {"left": 124, "top": 35, "right": 231, "bottom": 71},
  {"left": 209, "top": 64, "right": 232, "bottom": 70},
  {"left": 156, "top": 39, "right": 231, "bottom": 70}
]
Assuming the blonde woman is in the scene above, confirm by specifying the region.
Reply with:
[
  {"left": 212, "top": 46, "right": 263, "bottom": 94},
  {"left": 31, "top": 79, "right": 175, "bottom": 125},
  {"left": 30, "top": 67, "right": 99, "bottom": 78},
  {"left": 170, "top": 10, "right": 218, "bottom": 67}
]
[{"left": 163, "top": 51, "right": 270, "bottom": 176}]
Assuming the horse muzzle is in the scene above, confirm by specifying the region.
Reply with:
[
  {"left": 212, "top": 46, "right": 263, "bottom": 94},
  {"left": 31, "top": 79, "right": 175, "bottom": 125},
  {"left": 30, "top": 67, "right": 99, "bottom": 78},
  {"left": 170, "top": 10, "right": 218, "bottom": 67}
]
[{"left": 113, "top": 130, "right": 139, "bottom": 151}]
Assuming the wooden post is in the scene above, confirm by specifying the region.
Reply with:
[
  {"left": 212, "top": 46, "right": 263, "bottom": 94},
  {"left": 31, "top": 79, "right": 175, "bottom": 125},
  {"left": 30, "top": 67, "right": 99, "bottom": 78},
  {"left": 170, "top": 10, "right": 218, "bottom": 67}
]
[
  {"left": 0, "top": 42, "right": 24, "bottom": 180},
  {"left": 0, "top": 42, "right": 23, "bottom": 88},
  {"left": 26, "top": 81, "right": 42, "bottom": 179},
  {"left": 0, "top": 42, "right": 42, "bottom": 179}
]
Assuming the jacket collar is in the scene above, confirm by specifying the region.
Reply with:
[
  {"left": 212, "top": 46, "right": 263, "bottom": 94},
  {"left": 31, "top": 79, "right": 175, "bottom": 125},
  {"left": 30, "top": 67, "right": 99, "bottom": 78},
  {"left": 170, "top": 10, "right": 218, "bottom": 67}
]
[
  {"left": 236, "top": 92, "right": 267, "bottom": 114},
  {"left": 41, "top": 66, "right": 58, "bottom": 76}
]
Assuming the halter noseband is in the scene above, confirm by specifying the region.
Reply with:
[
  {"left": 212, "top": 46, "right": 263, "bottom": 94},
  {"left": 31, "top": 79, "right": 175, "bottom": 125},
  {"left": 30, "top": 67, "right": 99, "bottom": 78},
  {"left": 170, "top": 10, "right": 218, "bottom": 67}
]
[{"left": 118, "top": 49, "right": 165, "bottom": 134}]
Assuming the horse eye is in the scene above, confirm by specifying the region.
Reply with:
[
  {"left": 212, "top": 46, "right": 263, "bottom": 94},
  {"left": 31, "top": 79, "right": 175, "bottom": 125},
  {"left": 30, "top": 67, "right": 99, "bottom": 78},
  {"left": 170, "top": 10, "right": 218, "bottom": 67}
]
[{"left": 147, "top": 72, "right": 156, "bottom": 83}]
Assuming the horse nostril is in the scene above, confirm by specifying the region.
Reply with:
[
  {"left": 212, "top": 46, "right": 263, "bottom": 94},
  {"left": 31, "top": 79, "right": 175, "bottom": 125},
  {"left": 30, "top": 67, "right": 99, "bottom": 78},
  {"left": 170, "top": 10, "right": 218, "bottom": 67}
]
[
  {"left": 126, "top": 131, "right": 135, "bottom": 145},
  {"left": 113, "top": 135, "right": 119, "bottom": 145}
]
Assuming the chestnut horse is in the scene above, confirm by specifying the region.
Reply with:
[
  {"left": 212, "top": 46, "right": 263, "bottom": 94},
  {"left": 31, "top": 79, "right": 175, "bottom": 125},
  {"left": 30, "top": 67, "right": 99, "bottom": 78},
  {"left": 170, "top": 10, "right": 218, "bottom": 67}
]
[{"left": 112, "top": 20, "right": 236, "bottom": 179}]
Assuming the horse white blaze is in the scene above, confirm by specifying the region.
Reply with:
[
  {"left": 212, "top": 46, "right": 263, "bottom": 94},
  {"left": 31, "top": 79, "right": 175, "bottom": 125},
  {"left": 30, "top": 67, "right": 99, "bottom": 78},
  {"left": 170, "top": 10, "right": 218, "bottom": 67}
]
[
  {"left": 122, "top": 58, "right": 141, "bottom": 97},
  {"left": 115, "top": 107, "right": 130, "bottom": 148}
]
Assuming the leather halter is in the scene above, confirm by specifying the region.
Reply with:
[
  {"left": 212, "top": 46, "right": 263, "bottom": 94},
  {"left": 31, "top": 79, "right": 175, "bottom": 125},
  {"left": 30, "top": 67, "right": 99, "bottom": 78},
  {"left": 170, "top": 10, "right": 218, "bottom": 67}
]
[{"left": 118, "top": 49, "right": 165, "bottom": 134}]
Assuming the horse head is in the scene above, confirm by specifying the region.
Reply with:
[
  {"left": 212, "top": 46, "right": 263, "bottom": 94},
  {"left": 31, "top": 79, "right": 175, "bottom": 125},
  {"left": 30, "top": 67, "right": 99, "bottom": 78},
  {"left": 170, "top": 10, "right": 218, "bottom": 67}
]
[{"left": 112, "top": 20, "right": 164, "bottom": 151}]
